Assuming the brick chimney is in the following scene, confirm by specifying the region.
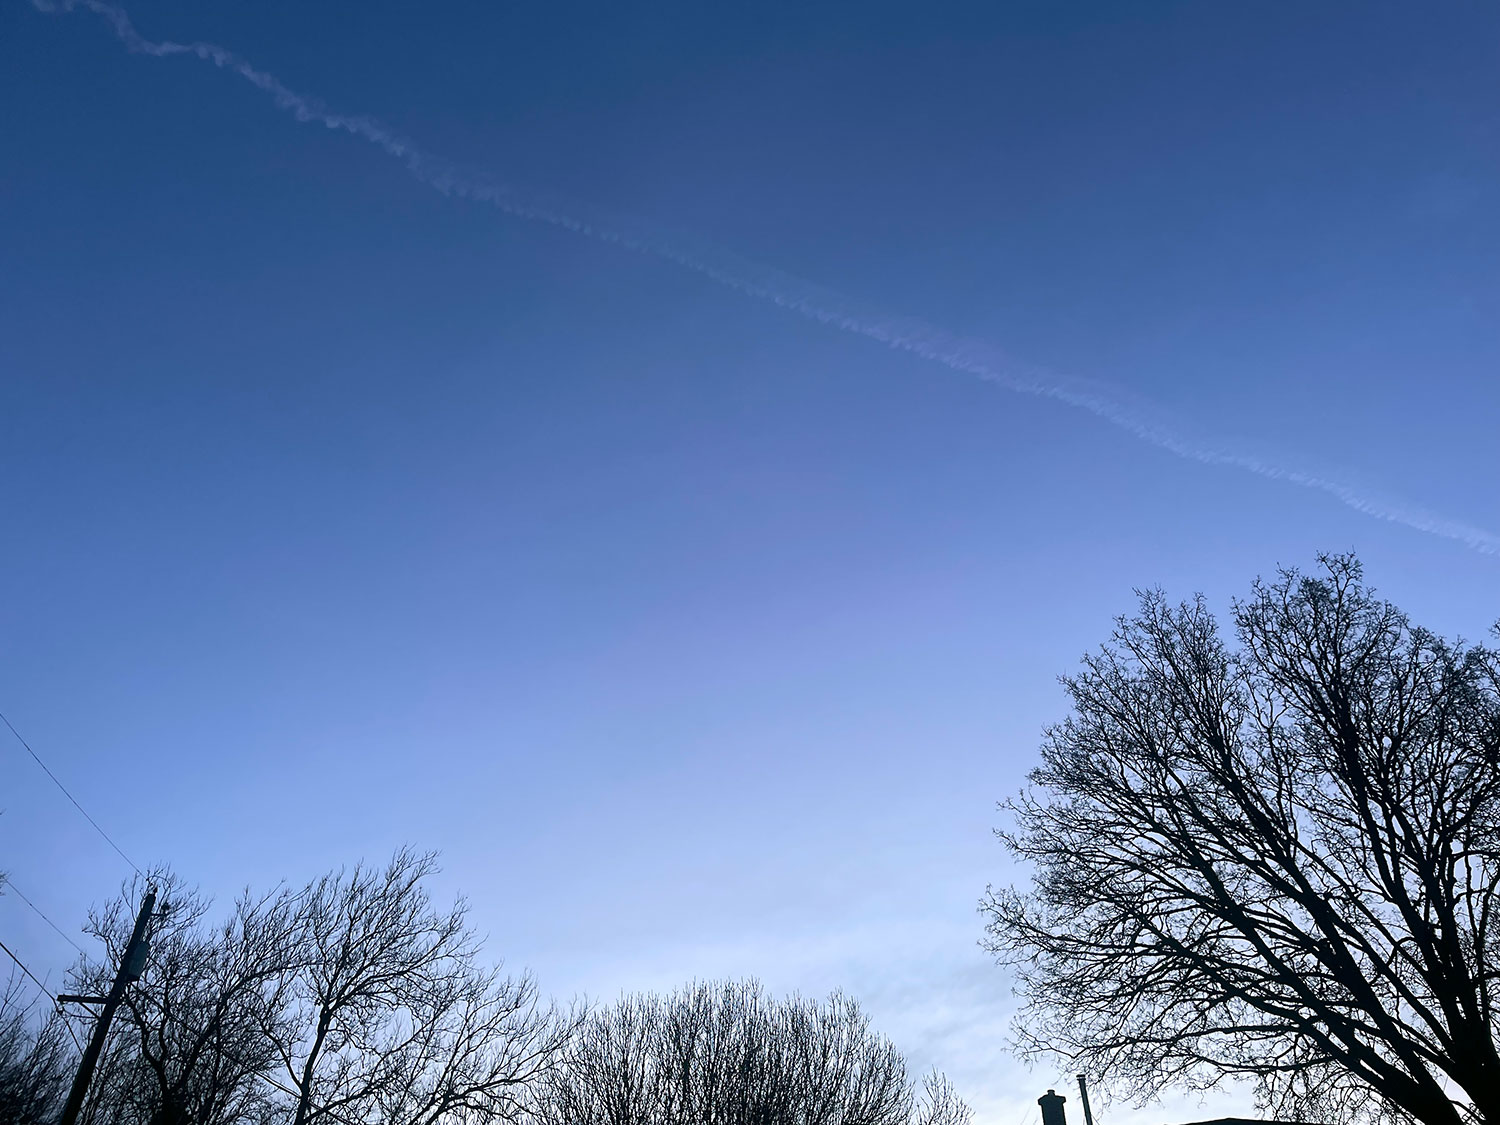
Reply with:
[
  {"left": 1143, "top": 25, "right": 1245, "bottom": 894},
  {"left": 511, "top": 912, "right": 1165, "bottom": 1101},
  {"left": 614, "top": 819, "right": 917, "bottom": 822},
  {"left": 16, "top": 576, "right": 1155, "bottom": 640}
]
[{"left": 1039, "top": 1089, "right": 1068, "bottom": 1125}]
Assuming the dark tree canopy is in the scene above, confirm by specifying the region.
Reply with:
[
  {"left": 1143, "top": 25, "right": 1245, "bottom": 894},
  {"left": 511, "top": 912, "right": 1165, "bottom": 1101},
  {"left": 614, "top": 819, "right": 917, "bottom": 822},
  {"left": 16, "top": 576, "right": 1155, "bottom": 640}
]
[{"left": 983, "top": 555, "right": 1500, "bottom": 1125}]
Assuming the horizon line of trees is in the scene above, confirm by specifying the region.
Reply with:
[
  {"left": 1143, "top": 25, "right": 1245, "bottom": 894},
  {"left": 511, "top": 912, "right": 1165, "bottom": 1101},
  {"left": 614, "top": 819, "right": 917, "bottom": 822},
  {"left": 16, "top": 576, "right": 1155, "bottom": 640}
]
[{"left": 0, "top": 850, "right": 971, "bottom": 1125}]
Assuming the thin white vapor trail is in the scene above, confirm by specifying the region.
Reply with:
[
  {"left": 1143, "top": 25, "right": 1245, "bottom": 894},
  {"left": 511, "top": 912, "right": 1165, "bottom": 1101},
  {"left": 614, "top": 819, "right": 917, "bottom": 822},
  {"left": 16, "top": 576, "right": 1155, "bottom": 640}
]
[{"left": 35, "top": 0, "right": 1500, "bottom": 555}]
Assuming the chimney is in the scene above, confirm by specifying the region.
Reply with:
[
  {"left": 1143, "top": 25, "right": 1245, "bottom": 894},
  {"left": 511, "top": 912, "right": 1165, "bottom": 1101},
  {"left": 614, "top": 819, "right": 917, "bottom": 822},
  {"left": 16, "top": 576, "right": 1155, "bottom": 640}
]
[{"left": 1039, "top": 1089, "right": 1068, "bottom": 1125}]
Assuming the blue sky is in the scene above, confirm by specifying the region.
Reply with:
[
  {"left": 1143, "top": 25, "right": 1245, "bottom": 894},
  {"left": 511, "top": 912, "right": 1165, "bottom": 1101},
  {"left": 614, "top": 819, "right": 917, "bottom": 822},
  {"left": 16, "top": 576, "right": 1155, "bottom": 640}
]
[{"left": 3, "top": 2, "right": 1498, "bottom": 1121}]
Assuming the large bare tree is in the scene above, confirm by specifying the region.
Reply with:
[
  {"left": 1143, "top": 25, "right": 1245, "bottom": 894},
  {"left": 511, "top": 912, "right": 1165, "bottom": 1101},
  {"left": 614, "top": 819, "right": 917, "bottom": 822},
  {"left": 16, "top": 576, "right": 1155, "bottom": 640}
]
[{"left": 983, "top": 554, "right": 1500, "bottom": 1125}]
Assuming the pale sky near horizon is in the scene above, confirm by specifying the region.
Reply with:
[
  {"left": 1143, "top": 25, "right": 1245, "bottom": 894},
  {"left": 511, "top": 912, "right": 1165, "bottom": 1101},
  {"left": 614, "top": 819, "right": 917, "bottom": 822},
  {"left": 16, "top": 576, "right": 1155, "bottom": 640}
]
[{"left": 3, "top": 2, "right": 1498, "bottom": 1123}]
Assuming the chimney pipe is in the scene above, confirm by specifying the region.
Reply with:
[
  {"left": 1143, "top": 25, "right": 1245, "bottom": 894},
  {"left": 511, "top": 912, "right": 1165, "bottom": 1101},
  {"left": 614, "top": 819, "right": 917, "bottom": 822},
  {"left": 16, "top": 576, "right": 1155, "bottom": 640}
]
[{"left": 1076, "top": 1074, "right": 1096, "bottom": 1125}]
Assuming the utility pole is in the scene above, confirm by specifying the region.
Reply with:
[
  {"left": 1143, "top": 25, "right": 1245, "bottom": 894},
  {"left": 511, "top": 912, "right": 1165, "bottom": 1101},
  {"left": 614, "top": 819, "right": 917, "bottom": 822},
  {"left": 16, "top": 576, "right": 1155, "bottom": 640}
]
[
  {"left": 1076, "top": 1073, "right": 1097, "bottom": 1125},
  {"left": 58, "top": 889, "right": 155, "bottom": 1125}
]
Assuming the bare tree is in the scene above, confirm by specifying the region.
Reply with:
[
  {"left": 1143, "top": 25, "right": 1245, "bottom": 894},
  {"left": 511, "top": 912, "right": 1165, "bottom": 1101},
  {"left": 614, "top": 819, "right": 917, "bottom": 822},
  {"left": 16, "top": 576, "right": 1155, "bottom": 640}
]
[
  {"left": 537, "top": 979, "right": 970, "bottom": 1125},
  {"left": 983, "top": 554, "right": 1500, "bottom": 1125},
  {"left": 70, "top": 850, "right": 570, "bottom": 1125},
  {"left": 0, "top": 869, "right": 74, "bottom": 1124},
  {"left": 72, "top": 872, "right": 302, "bottom": 1125},
  {"left": 276, "top": 848, "right": 569, "bottom": 1125},
  {"left": 0, "top": 973, "right": 74, "bottom": 1125},
  {"left": 913, "top": 1071, "right": 970, "bottom": 1125}
]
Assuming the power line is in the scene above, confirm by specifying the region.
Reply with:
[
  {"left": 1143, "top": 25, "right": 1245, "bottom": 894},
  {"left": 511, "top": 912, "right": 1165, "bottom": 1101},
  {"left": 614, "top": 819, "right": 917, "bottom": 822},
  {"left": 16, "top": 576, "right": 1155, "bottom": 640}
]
[
  {"left": 3, "top": 877, "right": 87, "bottom": 957},
  {"left": 0, "top": 708, "right": 143, "bottom": 876},
  {"left": 58, "top": 1010, "right": 87, "bottom": 1053},
  {"left": 0, "top": 933, "right": 57, "bottom": 1004},
  {"left": 0, "top": 934, "right": 86, "bottom": 1054},
  {"left": 0, "top": 900, "right": 86, "bottom": 1053}
]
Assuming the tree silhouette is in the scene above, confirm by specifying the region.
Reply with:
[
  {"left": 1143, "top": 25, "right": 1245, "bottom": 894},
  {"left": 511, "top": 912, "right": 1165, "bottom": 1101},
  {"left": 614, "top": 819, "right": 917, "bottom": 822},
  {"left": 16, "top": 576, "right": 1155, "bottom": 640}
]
[
  {"left": 0, "top": 870, "right": 74, "bottom": 1125},
  {"left": 70, "top": 850, "right": 570, "bottom": 1125},
  {"left": 0, "top": 973, "right": 72, "bottom": 1125},
  {"left": 73, "top": 873, "right": 301, "bottom": 1125},
  {"left": 983, "top": 554, "right": 1500, "bottom": 1125},
  {"left": 275, "top": 849, "right": 568, "bottom": 1125},
  {"left": 536, "top": 979, "right": 971, "bottom": 1125}
]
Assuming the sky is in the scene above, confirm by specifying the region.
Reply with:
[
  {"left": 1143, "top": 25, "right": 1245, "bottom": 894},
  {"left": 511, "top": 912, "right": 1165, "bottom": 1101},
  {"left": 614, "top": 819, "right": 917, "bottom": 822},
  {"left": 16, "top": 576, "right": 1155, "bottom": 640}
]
[{"left": 2, "top": 1, "right": 1498, "bottom": 1122}]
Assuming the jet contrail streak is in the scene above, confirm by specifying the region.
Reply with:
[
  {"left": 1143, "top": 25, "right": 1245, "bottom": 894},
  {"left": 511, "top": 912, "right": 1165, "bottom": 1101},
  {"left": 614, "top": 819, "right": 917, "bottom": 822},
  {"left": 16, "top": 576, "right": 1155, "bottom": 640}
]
[{"left": 34, "top": 0, "right": 1500, "bottom": 555}]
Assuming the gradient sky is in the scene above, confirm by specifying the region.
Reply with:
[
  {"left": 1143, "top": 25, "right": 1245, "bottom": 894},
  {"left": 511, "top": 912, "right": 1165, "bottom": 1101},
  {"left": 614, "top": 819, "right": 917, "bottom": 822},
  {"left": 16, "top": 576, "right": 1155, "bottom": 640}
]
[{"left": 3, "top": 2, "right": 1499, "bottom": 1122}]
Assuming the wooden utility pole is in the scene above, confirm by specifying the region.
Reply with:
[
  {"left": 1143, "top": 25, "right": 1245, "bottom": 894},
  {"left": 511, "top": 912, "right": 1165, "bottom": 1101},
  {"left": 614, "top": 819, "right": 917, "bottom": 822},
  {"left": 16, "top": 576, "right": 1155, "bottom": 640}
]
[{"left": 58, "top": 889, "right": 155, "bottom": 1125}]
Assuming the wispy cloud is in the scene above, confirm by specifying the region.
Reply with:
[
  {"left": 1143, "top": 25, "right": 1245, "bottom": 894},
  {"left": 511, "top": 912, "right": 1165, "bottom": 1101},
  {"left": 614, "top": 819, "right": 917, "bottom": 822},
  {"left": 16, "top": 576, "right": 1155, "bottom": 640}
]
[{"left": 34, "top": 0, "right": 1500, "bottom": 556}]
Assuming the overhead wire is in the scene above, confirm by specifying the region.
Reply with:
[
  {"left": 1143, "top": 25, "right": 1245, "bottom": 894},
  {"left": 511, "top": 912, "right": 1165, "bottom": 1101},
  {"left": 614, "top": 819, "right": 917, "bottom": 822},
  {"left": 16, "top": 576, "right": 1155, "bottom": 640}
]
[
  {"left": 0, "top": 934, "right": 57, "bottom": 1005},
  {"left": 2, "top": 876, "right": 88, "bottom": 957},
  {"left": 0, "top": 709, "right": 150, "bottom": 1065},
  {"left": 1, "top": 934, "right": 86, "bottom": 1054},
  {"left": 0, "top": 707, "right": 143, "bottom": 876},
  {"left": 0, "top": 706, "right": 139, "bottom": 1061},
  {"left": 0, "top": 883, "right": 88, "bottom": 1051}
]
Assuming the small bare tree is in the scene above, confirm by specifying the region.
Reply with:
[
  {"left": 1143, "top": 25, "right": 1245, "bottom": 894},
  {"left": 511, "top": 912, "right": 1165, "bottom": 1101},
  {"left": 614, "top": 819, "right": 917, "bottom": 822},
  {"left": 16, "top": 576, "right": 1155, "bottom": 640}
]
[
  {"left": 914, "top": 1071, "right": 971, "bottom": 1125},
  {"left": 0, "top": 973, "right": 74, "bottom": 1125},
  {"left": 537, "top": 979, "right": 970, "bottom": 1125},
  {"left": 983, "top": 554, "right": 1500, "bottom": 1125}
]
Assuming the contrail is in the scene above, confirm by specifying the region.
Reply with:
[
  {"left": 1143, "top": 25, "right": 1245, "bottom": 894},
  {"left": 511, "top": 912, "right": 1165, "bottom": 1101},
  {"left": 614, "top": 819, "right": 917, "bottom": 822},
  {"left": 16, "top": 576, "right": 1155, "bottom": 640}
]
[{"left": 34, "top": 0, "right": 1500, "bottom": 555}]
